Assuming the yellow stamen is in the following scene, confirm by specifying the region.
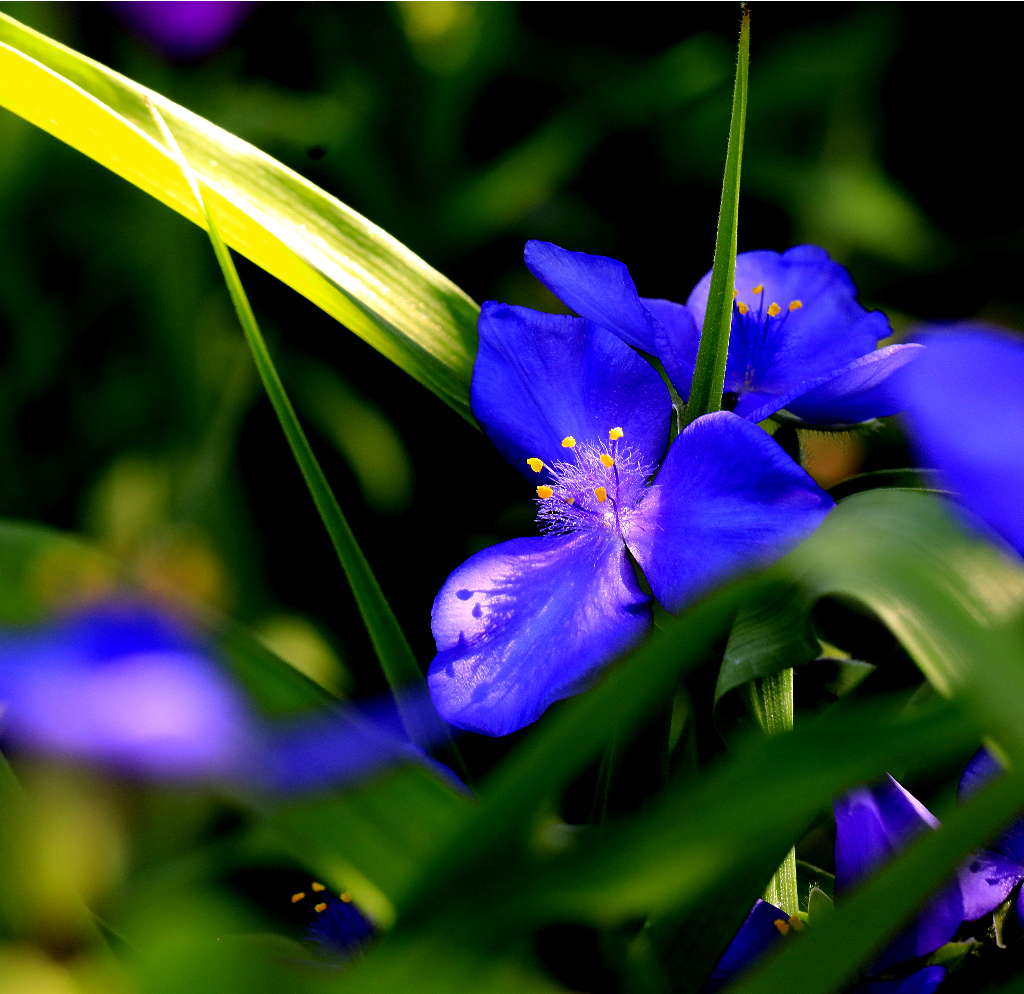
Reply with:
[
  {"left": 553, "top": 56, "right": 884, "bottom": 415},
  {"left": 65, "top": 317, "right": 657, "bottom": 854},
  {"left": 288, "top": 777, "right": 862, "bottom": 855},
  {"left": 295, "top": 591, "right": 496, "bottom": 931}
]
[
  {"left": 561, "top": 436, "right": 576, "bottom": 448},
  {"left": 536, "top": 485, "right": 554, "bottom": 499},
  {"left": 773, "top": 919, "right": 790, "bottom": 936},
  {"left": 736, "top": 301, "right": 749, "bottom": 315},
  {"left": 314, "top": 902, "right": 327, "bottom": 913},
  {"left": 788, "top": 299, "right": 803, "bottom": 312},
  {"left": 340, "top": 892, "right": 353, "bottom": 903},
  {"left": 290, "top": 892, "right": 306, "bottom": 904},
  {"left": 608, "top": 427, "right": 624, "bottom": 441},
  {"left": 594, "top": 486, "right": 608, "bottom": 503},
  {"left": 311, "top": 882, "right": 325, "bottom": 892},
  {"left": 790, "top": 917, "right": 805, "bottom": 932},
  {"left": 752, "top": 283, "right": 764, "bottom": 295},
  {"left": 767, "top": 302, "right": 782, "bottom": 318},
  {"left": 599, "top": 453, "right": 614, "bottom": 468},
  {"left": 526, "top": 457, "right": 544, "bottom": 473},
  {"left": 732, "top": 288, "right": 738, "bottom": 299},
  {"left": 565, "top": 497, "right": 575, "bottom": 505}
]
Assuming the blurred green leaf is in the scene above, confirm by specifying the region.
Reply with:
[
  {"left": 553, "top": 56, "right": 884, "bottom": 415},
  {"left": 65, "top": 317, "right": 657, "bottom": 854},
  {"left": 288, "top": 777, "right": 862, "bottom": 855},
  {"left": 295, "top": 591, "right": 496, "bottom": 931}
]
[{"left": 0, "top": 13, "right": 478, "bottom": 420}]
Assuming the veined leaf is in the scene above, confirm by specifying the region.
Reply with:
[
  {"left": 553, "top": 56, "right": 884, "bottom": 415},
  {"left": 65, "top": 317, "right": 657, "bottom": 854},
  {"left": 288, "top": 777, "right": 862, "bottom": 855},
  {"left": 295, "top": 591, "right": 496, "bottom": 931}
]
[{"left": 0, "top": 13, "right": 478, "bottom": 420}]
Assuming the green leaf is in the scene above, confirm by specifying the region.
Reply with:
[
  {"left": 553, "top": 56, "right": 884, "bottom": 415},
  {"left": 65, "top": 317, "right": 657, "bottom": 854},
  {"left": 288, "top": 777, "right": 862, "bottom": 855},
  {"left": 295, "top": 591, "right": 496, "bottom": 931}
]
[
  {"left": 0, "top": 13, "right": 478, "bottom": 420},
  {"left": 683, "top": 8, "right": 749, "bottom": 425},
  {"left": 144, "top": 99, "right": 443, "bottom": 748}
]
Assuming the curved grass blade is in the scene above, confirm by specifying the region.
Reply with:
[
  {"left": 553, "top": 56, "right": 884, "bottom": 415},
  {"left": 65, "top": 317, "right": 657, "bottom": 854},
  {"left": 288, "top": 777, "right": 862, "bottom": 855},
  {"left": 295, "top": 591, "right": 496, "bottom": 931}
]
[
  {"left": 683, "top": 6, "right": 749, "bottom": 425},
  {"left": 0, "top": 13, "right": 478, "bottom": 420},
  {"left": 146, "top": 99, "right": 450, "bottom": 753}
]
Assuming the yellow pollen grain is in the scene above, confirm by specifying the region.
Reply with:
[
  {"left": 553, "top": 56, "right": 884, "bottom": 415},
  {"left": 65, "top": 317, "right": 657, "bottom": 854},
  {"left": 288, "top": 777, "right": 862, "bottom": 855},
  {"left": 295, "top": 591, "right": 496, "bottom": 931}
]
[
  {"left": 561, "top": 436, "right": 576, "bottom": 448},
  {"left": 752, "top": 283, "right": 764, "bottom": 295},
  {"left": 340, "top": 892, "right": 353, "bottom": 903},
  {"left": 594, "top": 486, "right": 608, "bottom": 503},
  {"left": 290, "top": 892, "right": 306, "bottom": 904},
  {"left": 536, "top": 485, "right": 554, "bottom": 499},
  {"left": 565, "top": 497, "right": 575, "bottom": 505},
  {"left": 314, "top": 902, "right": 328, "bottom": 913},
  {"left": 767, "top": 302, "right": 782, "bottom": 318},
  {"left": 526, "top": 457, "right": 544, "bottom": 473},
  {"left": 736, "top": 301, "right": 749, "bottom": 315},
  {"left": 788, "top": 299, "right": 803, "bottom": 311},
  {"left": 773, "top": 919, "right": 790, "bottom": 936},
  {"left": 608, "top": 426, "right": 624, "bottom": 440},
  {"left": 311, "top": 882, "right": 325, "bottom": 892},
  {"left": 599, "top": 453, "right": 614, "bottom": 468}
]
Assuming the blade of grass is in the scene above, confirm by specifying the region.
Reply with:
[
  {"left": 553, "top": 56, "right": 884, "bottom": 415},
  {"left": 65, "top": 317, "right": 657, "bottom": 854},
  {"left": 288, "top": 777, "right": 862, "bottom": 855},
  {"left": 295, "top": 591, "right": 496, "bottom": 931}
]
[
  {"left": 683, "top": 6, "right": 749, "bottom": 425},
  {"left": 146, "top": 99, "right": 449, "bottom": 753}
]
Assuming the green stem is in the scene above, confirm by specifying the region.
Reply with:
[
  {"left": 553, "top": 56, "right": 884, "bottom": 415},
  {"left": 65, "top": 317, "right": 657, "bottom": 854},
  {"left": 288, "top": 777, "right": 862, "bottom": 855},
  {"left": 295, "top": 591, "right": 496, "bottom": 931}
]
[
  {"left": 146, "top": 99, "right": 450, "bottom": 753},
  {"left": 684, "top": 6, "right": 749, "bottom": 426},
  {"left": 748, "top": 667, "right": 799, "bottom": 913}
]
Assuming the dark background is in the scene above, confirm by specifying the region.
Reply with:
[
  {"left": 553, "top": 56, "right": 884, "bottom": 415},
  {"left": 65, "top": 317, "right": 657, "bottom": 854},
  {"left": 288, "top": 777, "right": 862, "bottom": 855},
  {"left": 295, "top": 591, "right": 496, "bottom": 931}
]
[{"left": 1, "top": 1, "right": 1021, "bottom": 705}]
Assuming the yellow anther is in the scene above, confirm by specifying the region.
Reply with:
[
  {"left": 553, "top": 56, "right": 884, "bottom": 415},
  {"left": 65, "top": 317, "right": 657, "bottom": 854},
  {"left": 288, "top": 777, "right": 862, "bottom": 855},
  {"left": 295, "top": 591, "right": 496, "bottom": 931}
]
[
  {"left": 311, "top": 882, "right": 325, "bottom": 892},
  {"left": 767, "top": 302, "right": 782, "bottom": 318},
  {"left": 340, "top": 892, "right": 353, "bottom": 903},
  {"left": 565, "top": 497, "right": 575, "bottom": 505},
  {"left": 561, "top": 436, "right": 577, "bottom": 448},
  {"left": 526, "top": 457, "right": 544, "bottom": 473},
  {"left": 536, "top": 485, "right": 554, "bottom": 499},
  {"left": 594, "top": 486, "right": 608, "bottom": 503},
  {"left": 599, "top": 453, "right": 614, "bottom": 468},
  {"left": 314, "top": 902, "right": 328, "bottom": 913},
  {"left": 608, "top": 427, "right": 624, "bottom": 440},
  {"left": 773, "top": 919, "right": 791, "bottom": 936},
  {"left": 290, "top": 892, "right": 306, "bottom": 904},
  {"left": 752, "top": 283, "right": 764, "bottom": 295},
  {"left": 736, "top": 301, "right": 749, "bottom": 315},
  {"left": 788, "top": 299, "right": 803, "bottom": 312},
  {"left": 732, "top": 288, "right": 738, "bottom": 299},
  {"left": 790, "top": 917, "right": 805, "bottom": 932}
]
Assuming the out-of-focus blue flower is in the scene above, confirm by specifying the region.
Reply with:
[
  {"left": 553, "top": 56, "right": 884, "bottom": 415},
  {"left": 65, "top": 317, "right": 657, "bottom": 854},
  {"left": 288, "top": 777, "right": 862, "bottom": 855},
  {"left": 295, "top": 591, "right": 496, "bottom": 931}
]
[
  {"left": 525, "top": 241, "right": 922, "bottom": 427},
  {"left": 957, "top": 747, "right": 1024, "bottom": 924},
  {"left": 113, "top": 2, "right": 251, "bottom": 59},
  {"left": 710, "top": 776, "right": 958, "bottom": 993},
  {"left": 899, "top": 327, "right": 1024, "bottom": 558},
  {"left": 293, "top": 885, "right": 376, "bottom": 959},
  {"left": 0, "top": 599, "right": 450, "bottom": 790},
  {"left": 428, "top": 297, "right": 833, "bottom": 736}
]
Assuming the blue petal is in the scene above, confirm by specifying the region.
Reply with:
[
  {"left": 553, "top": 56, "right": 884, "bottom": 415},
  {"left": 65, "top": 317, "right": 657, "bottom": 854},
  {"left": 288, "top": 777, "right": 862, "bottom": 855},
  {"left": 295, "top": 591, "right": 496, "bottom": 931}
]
[
  {"left": 958, "top": 747, "right": 1024, "bottom": 869},
  {"left": 305, "top": 894, "right": 375, "bottom": 957},
  {"left": 900, "top": 327, "right": 1024, "bottom": 557},
  {"left": 428, "top": 532, "right": 650, "bottom": 736},
  {"left": 707, "top": 899, "right": 788, "bottom": 992},
  {"left": 780, "top": 344, "right": 925, "bottom": 425},
  {"left": 624, "top": 412, "right": 833, "bottom": 612},
  {"left": 958, "top": 850, "right": 1023, "bottom": 922},
  {"left": 472, "top": 302, "right": 672, "bottom": 473},
  {"left": 642, "top": 297, "right": 700, "bottom": 392},
  {"left": 835, "top": 776, "right": 963, "bottom": 967},
  {"left": 523, "top": 240, "right": 662, "bottom": 354},
  {"left": 855, "top": 966, "right": 946, "bottom": 994},
  {"left": 686, "top": 246, "right": 891, "bottom": 413}
]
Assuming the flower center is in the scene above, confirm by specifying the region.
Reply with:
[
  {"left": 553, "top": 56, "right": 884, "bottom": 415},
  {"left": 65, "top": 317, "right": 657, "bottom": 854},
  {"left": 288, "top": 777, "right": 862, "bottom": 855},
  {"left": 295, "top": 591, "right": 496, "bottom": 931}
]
[
  {"left": 526, "top": 428, "right": 654, "bottom": 538},
  {"left": 731, "top": 285, "right": 804, "bottom": 387}
]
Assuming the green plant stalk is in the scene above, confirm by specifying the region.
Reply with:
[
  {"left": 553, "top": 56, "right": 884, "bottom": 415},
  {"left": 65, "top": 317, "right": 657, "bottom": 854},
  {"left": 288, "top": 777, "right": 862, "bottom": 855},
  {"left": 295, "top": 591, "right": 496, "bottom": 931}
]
[
  {"left": 747, "top": 667, "right": 799, "bottom": 914},
  {"left": 683, "top": 6, "right": 749, "bottom": 426},
  {"left": 147, "top": 99, "right": 445, "bottom": 750}
]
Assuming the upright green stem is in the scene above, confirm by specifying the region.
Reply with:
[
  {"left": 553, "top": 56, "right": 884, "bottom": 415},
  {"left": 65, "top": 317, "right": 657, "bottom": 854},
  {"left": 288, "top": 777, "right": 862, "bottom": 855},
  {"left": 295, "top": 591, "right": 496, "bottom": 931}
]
[
  {"left": 683, "top": 6, "right": 749, "bottom": 425},
  {"left": 748, "top": 667, "right": 799, "bottom": 913}
]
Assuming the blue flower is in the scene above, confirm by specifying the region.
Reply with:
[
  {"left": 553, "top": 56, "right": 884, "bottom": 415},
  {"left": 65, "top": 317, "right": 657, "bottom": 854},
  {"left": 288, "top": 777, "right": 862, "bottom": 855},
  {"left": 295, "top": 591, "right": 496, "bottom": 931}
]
[
  {"left": 710, "top": 775, "right": 960, "bottom": 993},
  {"left": 957, "top": 747, "right": 1024, "bottom": 925},
  {"left": 428, "top": 298, "right": 833, "bottom": 736},
  {"left": 114, "top": 2, "right": 251, "bottom": 59},
  {"left": 292, "top": 884, "right": 376, "bottom": 959},
  {"left": 0, "top": 599, "right": 447, "bottom": 789},
  {"left": 524, "top": 241, "right": 922, "bottom": 426},
  {"left": 898, "top": 326, "right": 1024, "bottom": 558}
]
